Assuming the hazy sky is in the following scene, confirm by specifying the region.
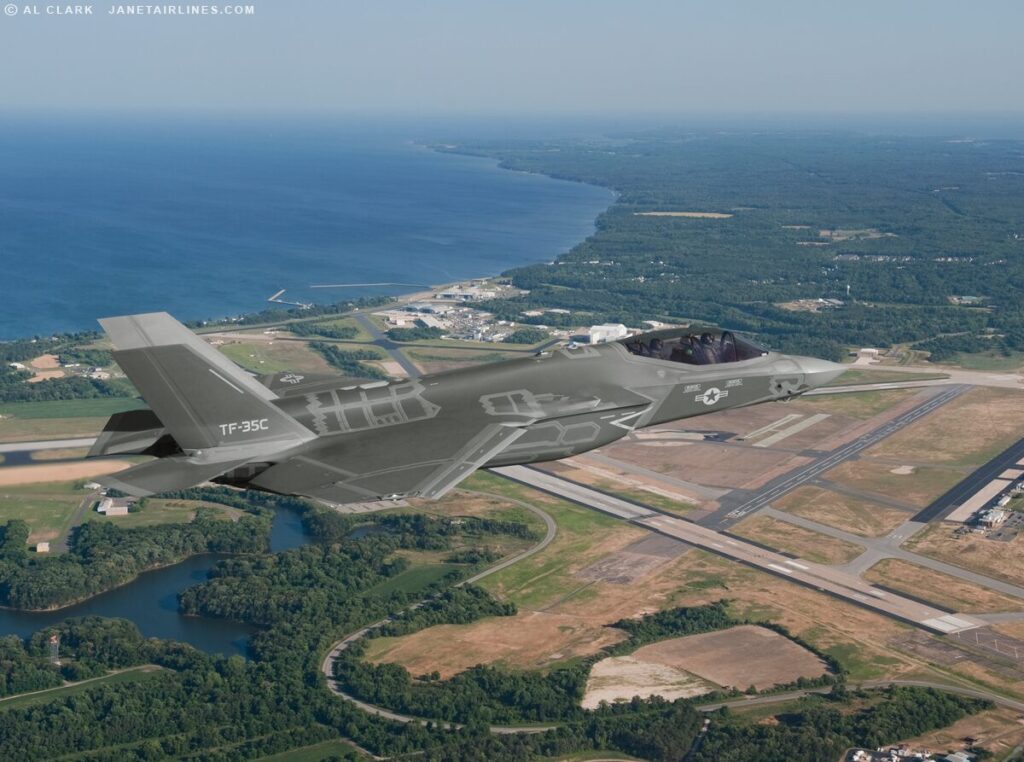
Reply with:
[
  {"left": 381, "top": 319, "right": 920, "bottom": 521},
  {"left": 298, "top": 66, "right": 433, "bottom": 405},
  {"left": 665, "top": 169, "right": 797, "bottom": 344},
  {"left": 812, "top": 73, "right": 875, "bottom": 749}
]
[{"left": 1, "top": 0, "right": 1021, "bottom": 115}]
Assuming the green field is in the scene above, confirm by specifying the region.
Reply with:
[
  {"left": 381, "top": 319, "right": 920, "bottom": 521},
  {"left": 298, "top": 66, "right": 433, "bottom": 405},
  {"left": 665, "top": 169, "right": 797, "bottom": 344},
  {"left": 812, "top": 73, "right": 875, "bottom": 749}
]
[
  {"left": 88, "top": 499, "right": 242, "bottom": 528},
  {"left": 368, "top": 563, "right": 458, "bottom": 596},
  {"left": 0, "top": 481, "right": 90, "bottom": 544},
  {"left": 0, "top": 666, "right": 165, "bottom": 712},
  {"left": 257, "top": 738, "right": 366, "bottom": 761},
  {"left": 292, "top": 316, "right": 375, "bottom": 342},
  {"left": 472, "top": 472, "right": 627, "bottom": 608},
  {"left": 944, "top": 350, "right": 1024, "bottom": 371},
  {"left": 0, "top": 398, "right": 145, "bottom": 420}
]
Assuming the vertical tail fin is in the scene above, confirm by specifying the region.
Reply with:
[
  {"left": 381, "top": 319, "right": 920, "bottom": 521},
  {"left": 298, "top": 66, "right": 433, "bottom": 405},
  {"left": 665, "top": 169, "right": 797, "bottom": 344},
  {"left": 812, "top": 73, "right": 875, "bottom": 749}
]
[{"left": 100, "top": 312, "right": 315, "bottom": 453}]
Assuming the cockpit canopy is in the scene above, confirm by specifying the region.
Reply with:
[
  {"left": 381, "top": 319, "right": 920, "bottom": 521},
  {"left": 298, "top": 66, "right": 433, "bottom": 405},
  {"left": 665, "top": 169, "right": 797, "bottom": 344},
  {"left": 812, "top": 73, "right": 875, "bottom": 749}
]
[{"left": 620, "top": 328, "right": 768, "bottom": 366}]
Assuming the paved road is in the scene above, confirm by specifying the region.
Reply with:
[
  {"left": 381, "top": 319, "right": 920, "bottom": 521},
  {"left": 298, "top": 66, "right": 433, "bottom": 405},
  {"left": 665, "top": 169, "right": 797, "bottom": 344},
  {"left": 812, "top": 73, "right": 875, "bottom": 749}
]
[
  {"left": 700, "top": 385, "right": 970, "bottom": 529},
  {"left": 351, "top": 312, "right": 422, "bottom": 379},
  {"left": 319, "top": 490, "right": 558, "bottom": 734},
  {"left": 492, "top": 465, "right": 983, "bottom": 635}
]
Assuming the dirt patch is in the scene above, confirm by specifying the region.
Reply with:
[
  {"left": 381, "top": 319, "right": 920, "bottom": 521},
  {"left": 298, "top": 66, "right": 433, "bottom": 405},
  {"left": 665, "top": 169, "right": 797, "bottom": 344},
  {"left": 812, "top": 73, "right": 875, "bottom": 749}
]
[
  {"left": 27, "top": 370, "right": 65, "bottom": 384},
  {"left": 867, "top": 387, "right": 1024, "bottom": 467},
  {"left": 632, "top": 625, "right": 828, "bottom": 691},
  {"left": 366, "top": 610, "right": 629, "bottom": 678},
  {"left": 890, "top": 465, "right": 915, "bottom": 475},
  {"left": 30, "top": 354, "right": 60, "bottom": 370},
  {"left": 773, "top": 486, "right": 910, "bottom": 537},
  {"left": 582, "top": 655, "right": 713, "bottom": 708},
  {"left": 0, "top": 461, "right": 134, "bottom": 487},
  {"left": 864, "top": 558, "right": 1024, "bottom": 614},
  {"left": 731, "top": 514, "right": 864, "bottom": 565}
]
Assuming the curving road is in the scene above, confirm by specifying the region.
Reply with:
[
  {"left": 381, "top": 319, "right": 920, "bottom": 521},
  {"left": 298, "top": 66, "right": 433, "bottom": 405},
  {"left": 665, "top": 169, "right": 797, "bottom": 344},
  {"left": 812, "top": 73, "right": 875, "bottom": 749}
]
[{"left": 318, "top": 488, "right": 557, "bottom": 734}]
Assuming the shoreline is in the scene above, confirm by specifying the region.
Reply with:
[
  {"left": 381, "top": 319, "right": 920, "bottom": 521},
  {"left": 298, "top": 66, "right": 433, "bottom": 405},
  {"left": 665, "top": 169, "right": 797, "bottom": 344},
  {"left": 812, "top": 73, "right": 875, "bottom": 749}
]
[{"left": 0, "top": 143, "right": 616, "bottom": 343}]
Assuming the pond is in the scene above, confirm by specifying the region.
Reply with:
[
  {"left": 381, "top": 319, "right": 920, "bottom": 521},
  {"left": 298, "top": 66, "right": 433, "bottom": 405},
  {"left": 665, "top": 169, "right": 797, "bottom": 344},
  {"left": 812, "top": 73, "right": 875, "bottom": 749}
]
[{"left": 0, "top": 507, "right": 311, "bottom": 656}]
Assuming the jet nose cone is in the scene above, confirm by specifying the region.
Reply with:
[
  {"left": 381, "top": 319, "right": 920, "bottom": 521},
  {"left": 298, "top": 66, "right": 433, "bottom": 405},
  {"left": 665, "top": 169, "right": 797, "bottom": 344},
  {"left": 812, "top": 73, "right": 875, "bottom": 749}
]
[{"left": 796, "top": 357, "right": 848, "bottom": 389}]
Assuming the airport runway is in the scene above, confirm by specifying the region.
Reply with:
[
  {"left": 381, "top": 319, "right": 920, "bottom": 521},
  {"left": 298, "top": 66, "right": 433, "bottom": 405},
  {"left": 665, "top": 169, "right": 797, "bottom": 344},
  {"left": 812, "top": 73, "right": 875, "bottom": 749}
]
[
  {"left": 911, "top": 435, "right": 1024, "bottom": 522},
  {"left": 700, "top": 384, "right": 970, "bottom": 529},
  {"left": 491, "top": 464, "right": 984, "bottom": 635}
]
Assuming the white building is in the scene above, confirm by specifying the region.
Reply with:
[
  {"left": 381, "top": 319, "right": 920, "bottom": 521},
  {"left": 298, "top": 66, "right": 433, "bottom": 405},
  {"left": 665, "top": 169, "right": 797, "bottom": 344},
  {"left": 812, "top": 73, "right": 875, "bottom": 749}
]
[
  {"left": 96, "top": 497, "right": 130, "bottom": 516},
  {"left": 435, "top": 286, "right": 496, "bottom": 302},
  {"left": 588, "top": 323, "right": 629, "bottom": 344},
  {"left": 35, "top": 542, "right": 50, "bottom": 553}
]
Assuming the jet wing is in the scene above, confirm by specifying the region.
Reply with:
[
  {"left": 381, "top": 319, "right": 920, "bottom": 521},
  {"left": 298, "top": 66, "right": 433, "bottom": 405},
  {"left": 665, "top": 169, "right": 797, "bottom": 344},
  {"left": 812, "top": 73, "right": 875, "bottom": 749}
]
[{"left": 248, "top": 416, "right": 528, "bottom": 504}]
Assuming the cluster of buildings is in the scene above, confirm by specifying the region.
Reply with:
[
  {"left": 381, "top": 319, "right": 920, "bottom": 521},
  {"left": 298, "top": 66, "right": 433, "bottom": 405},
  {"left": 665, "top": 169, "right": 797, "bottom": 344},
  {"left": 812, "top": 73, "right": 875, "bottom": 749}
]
[
  {"left": 849, "top": 748, "right": 975, "bottom": 762},
  {"left": 377, "top": 280, "right": 654, "bottom": 346}
]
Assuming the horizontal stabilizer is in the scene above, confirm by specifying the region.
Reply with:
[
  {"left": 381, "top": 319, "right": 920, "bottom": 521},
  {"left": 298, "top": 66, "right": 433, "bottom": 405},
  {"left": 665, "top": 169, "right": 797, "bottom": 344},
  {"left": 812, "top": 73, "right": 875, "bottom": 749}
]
[
  {"left": 99, "top": 455, "right": 255, "bottom": 497},
  {"left": 88, "top": 409, "right": 173, "bottom": 457}
]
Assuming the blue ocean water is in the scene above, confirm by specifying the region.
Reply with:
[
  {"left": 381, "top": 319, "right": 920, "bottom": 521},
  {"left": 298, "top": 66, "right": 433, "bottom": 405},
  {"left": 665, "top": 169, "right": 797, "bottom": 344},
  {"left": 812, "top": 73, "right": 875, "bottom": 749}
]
[{"left": 0, "top": 118, "right": 613, "bottom": 339}]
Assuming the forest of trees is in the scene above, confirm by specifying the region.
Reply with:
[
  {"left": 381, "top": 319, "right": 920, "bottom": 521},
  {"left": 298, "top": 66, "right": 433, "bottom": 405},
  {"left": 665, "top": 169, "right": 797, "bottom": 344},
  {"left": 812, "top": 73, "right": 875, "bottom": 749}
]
[
  {"left": 0, "top": 484, "right": 996, "bottom": 760},
  {"left": 502, "top": 327, "right": 549, "bottom": 344},
  {"left": 308, "top": 342, "right": 388, "bottom": 379},
  {"left": 442, "top": 131, "right": 1024, "bottom": 361},
  {"left": 0, "top": 506, "right": 270, "bottom": 610},
  {"left": 387, "top": 325, "right": 445, "bottom": 341}
]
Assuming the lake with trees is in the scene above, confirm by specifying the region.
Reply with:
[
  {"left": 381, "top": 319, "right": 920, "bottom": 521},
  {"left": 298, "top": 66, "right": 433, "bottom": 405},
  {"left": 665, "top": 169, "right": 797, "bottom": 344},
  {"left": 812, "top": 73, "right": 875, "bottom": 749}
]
[{"left": 0, "top": 506, "right": 309, "bottom": 655}]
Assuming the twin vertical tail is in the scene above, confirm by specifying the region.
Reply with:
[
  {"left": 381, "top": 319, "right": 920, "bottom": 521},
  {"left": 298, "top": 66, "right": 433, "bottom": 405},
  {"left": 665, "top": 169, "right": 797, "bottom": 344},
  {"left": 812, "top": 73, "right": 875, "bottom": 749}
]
[{"left": 92, "top": 312, "right": 314, "bottom": 496}]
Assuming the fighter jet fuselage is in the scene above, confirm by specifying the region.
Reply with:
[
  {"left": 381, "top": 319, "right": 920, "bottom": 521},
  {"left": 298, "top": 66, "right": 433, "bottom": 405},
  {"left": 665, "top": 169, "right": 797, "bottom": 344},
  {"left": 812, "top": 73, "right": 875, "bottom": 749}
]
[{"left": 90, "top": 316, "right": 845, "bottom": 505}]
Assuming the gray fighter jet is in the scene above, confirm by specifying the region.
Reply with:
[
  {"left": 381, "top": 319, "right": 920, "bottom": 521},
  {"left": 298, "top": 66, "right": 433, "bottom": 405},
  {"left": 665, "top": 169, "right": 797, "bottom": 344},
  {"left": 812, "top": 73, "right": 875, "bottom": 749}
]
[{"left": 89, "top": 313, "right": 845, "bottom": 503}]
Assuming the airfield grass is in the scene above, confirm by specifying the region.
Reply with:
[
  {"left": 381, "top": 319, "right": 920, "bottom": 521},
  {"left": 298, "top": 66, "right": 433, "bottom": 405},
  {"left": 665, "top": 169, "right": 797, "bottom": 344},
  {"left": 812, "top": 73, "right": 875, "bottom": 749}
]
[
  {"left": 866, "top": 387, "right": 1024, "bottom": 468},
  {"left": 603, "top": 485, "right": 695, "bottom": 515},
  {"left": 216, "top": 339, "right": 338, "bottom": 375},
  {"left": 794, "top": 388, "right": 917, "bottom": 420},
  {"left": 864, "top": 558, "right": 1024, "bottom": 614},
  {"left": 30, "top": 447, "right": 91, "bottom": 462},
  {"left": 731, "top": 514, "right": 864, "bottom": 565},
  {"left": 825, "top": 368, "right": 949, "bottom": 386},
  {"left": 288, "top": 316, "right": 374, "bottom": 342},
  {"left": 824, "top": 459, "right": 966, "bottom": 508},
  {"left": 772, "top": 485, "right": 910, "bottom": 537},
  {"left": 0, "top": 666, "right": 165, "bottom": 712},
  {"left": 904, "top": 523, "right": 1024, "bottom": 589},
  {"left": 942, "top": 350, "right": 1024, "bottom": 371},
  {"left": 0, "top": 398, "right": 145, "bottom": 420},
  {"left": 0, "top": 416, "right": 111, "bottom": 443}
]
